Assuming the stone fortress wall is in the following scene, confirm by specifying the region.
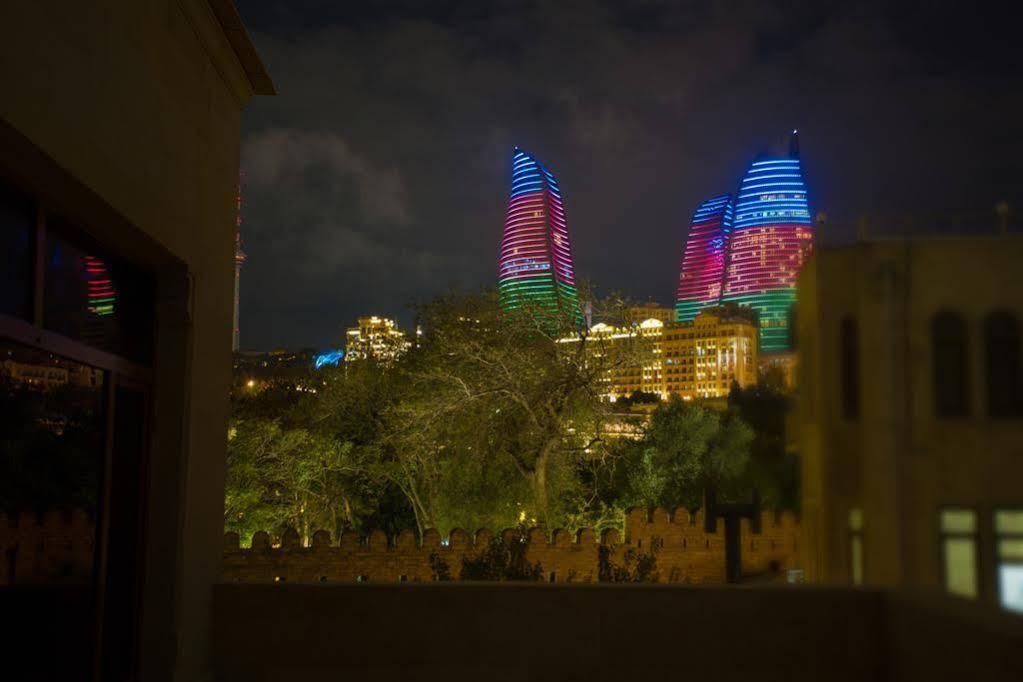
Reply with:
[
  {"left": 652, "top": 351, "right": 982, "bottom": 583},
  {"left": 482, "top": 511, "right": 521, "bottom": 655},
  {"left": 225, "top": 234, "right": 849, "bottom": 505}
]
[
  {"left": 0, "top": 507, "right": 799, "bottom": 585},
  {"left": 222, "top": 507, "right": 800, "bottom": 584}
]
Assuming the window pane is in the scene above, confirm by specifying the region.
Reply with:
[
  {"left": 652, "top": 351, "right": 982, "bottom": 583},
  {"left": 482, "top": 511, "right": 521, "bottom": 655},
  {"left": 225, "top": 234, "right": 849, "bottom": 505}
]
[
  {"left": 999, "top": 540, "right": 1023, "bottom": 560},
  {"left": 1, "top": 339, "right": 104, "bottom": 678},
  {"left": 0, "top": 179, "right": 33, "bottom": 320},
  {"left": 999, "top": 565, "right": 1023, "bottom": 614},
  {"left": 940, "top": 509, "right": 976, "bottom": 533},
  {"left": 850, "top": 535, "right": 863, "bottom": 586},
  {"left": 43, "top": 220, "right": 154, "bottom": 363},
  {"left": 995, "top": 510, "right": 1023, "bottom": 534},
  {"left": 984, "top": 313, "right": 1022, "bottom": 417},
  {"left": 1, "top": 339, "right": 104, "bottom": 568},
  {"left": 943, "top": 538, "right": 978, "bottom": 598},
  {"left": 848, "top": 508, "right": 863, "bottom": 531},
  {"left": 932, "top": 312, "right": 969, "bottom": 417},
  {"left": 840, "top": 317, "right": 860, "bottom": 419}
]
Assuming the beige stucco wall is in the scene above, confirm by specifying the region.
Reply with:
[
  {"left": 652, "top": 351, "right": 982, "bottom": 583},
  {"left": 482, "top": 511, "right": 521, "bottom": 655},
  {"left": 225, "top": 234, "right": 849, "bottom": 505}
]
[
  {"left": 1, "top": 2, "right": 264, "bottom": 679},
  {"left": 798, "top": 237, "right": 1023, "bottom": 607}
]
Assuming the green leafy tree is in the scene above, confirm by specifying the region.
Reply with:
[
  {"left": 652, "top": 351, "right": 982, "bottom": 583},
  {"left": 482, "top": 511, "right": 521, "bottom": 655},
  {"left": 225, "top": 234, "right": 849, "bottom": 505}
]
[
  {"left": 394, "top": 291, "right": 631, "bottom": 530},
  {"left": 728, "top": 383, "right": 800, "bottom": 509},
  {"left": 622, "top": 396, "right": 753, "bottom": 510}
]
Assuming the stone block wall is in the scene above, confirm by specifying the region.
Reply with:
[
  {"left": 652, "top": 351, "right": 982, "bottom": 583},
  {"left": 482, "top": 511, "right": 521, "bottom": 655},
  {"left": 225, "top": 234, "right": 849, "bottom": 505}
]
[{"left": 222, "top": 508, "right": 800, "bottom": 584}]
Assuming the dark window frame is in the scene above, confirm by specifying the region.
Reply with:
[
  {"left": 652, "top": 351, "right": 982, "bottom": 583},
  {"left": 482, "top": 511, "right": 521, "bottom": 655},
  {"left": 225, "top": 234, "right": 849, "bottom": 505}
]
[
  {"left": 0, "top": 173, "right": 155, "bottom": 682},
  {"left": 839, "top": 316, "right": 860, "bottom": 419},
  {"left": 983, "top": 311, "right": 1022, "bottom": 418},
  {"left": 931, "top": 311, "right": 970, "bottom": 418}
]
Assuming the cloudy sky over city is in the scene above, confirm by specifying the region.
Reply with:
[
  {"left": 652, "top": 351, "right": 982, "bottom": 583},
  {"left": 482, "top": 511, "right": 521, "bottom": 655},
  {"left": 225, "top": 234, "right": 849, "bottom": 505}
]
[{"left": 236, "top": 0, "right": 1021, "bottom": 350}]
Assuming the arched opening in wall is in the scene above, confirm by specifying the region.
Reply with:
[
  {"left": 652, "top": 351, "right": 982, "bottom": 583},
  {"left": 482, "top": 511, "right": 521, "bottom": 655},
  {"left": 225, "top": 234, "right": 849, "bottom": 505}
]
[
  {"left": 984, "top": 311, "right": 1022, "bottom": 418},
  {"left": 839, "top": 316, "right": 860, "bottom": 419},
  {"left": 932, "top": 311, "right": 970, "bottom": 417}
]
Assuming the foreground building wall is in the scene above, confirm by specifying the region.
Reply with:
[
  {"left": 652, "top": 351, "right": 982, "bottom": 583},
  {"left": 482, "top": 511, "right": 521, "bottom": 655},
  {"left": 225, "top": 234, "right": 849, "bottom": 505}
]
[
  {"left": 0, "top": 1, "right": 271, "bottom": 678},
  {"left": 212, "top": 583, "right": 1023, "bottom": 682},
  {"left": 798, "top": 237, "right": 1023, "bottom": 613}
]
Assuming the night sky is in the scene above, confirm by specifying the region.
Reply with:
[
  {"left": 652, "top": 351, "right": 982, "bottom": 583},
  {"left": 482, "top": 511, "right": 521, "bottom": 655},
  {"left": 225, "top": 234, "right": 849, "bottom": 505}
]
[{"left": 235, "top": 0, "right": 1021, "bottom": 351}]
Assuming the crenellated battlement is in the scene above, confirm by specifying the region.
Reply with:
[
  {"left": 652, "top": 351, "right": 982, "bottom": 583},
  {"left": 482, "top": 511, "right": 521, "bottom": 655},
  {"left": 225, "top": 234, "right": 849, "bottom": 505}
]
[
  {"left": 222, "top": 507, "right": 800, "bottom": 584},
  {"left": 0, "top": 507, "right": 799, "bottom": 585}
]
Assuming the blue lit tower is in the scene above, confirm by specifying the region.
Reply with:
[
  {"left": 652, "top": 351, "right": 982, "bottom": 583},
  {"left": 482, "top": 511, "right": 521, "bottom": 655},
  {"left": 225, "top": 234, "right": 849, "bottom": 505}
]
[
  {"left": 721, "top": 132, "right": 813, "bottom": 352},
  {"left": 497, "top": 148, "right": 581, "bottom": 324},
  {"left": 675, "top": 194, "right": 733, "bottom": 322}
]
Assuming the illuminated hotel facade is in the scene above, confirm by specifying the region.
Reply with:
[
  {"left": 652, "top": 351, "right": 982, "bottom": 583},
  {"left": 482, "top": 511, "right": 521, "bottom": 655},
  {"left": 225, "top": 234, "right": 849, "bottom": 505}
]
[
  {"left": 497, "top": 148, "right": 581, "bottom": 325},
  {"left": 561, "top": 306, "right": 758, "bottom": 402},
  {"left": 344, "top": 316, "right": 411, "bottom": 364},
  {"left": 720, "top": 132, "right": 814, "bottom": 353},
  {"left": 675, "top": 194, "right": 733, "bottom": 323}
]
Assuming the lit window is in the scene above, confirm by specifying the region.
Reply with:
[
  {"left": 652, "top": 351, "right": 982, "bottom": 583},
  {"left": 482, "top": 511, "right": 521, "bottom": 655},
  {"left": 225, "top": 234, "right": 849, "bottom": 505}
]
[
  {"left": 940, "top": 509, "right": 978, "bottom": 598},
  {"left": 995, "top": 509, "right": 1023, "bottom": 614},
  {"left": 848, "top": 509, "right": 863, "bottom": 585}
]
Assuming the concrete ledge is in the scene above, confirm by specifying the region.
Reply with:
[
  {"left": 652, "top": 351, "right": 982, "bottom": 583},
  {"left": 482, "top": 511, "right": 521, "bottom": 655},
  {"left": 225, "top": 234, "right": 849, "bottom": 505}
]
[{"left": 213, "top": 583, "right": 889, "bottom": 681}]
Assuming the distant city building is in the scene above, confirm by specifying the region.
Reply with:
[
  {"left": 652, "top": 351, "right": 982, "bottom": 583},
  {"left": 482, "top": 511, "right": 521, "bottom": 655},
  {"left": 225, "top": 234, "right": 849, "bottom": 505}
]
[
  {"left": 675, "top": 194, "right": 733, "bottom": 322},
  {"left": 233, "top": 348, "right": 318, "bottom": 390},
  {"left": 797, "top": 236, "right": 1023, "bottom": 614},
  {"left": 722, "top": 131, "right": 814, "bottom": 353},
  {"left": 623, "top": 303, "right": 675, "bottom": 325},
  {"left": 345, "top": 316, "right": 410, "bottom": 363},
  {"left": 562, "top": 307, "right": 758, "bottom": 403},
  {"left": 497, "top": 148, "right": 581, "bottom": 325},
  {"left": 662, "top": 307, "right": 759, "bottom": 399}
]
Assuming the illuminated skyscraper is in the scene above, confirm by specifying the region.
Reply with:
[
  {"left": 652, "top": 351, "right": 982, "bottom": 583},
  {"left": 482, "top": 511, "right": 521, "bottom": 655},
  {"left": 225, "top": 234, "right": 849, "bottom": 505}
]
[
  {"left": 497, "top": 148, "right": 581, "bottom": 325},
  {"left": 721, "top": 132, "right": 814, "bottom": 352},
  {"left": 675, "top": 194, "right": 733, "bottom": 323}
]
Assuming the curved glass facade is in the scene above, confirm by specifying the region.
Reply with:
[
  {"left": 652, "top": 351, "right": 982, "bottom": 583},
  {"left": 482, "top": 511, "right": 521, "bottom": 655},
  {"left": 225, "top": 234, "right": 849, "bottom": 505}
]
[
  {"left": 675, "top": 194, "right": 732, "bottom": 322},
  {"left": 721, "top": 136, "right": 813, "bottom": 352},
  {"left": 498, "top": 148, "right": 580, "bottom": 323}
]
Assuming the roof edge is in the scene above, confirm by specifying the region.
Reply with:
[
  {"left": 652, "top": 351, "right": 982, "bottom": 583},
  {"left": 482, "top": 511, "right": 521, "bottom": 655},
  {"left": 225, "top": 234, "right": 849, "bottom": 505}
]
[{"left": 206, "top": 0, "right": 276, "bottom": 96}]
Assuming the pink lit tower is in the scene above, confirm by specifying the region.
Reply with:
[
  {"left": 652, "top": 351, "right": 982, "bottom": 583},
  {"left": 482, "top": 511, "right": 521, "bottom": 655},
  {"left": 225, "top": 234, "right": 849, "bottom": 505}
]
[
  {"left": 674, "top": 194, "right": 733, "bottom": 322},
  {"left": 497, "top": 147, "right": 581, "bottom": 326},
  {"left": 721, "top": 131, "right": 814, "bottom": 352}
]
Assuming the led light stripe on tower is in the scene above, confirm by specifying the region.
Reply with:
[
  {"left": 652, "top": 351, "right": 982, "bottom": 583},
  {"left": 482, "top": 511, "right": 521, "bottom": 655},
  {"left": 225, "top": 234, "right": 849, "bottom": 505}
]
[
  {"left": 721, "top": 133, "right": 813, "bottom": 352},
  {"left": 675, "top": 194, "right": 732, "bottom": 322},
  {"left": 83, "top": 255, "right": 115, "bottom": 317},
  {"left": 498, "top": 148, "right": 581, "bottom": 324}
]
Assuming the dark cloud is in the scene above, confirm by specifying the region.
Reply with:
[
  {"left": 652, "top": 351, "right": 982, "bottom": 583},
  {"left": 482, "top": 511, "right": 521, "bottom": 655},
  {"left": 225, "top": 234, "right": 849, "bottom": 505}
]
[{"left": 235, "top": 0, "right": 1023, "bottom": 349}]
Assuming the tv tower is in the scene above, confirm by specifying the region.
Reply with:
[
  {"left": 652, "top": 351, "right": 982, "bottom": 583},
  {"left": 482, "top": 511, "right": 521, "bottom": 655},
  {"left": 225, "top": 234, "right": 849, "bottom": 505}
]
[{"left": 233, "top": 180, "right": 246, "bottom": 352}]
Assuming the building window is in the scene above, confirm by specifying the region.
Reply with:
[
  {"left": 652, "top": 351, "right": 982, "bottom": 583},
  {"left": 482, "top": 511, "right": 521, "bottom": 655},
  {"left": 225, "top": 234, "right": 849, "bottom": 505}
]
[
  {"left": 984, "top": 312, "right": 1022, "bottom": 418},
  {"left": 840, "top": 317, "right": 859, "bottom": 419},
  {"left": 932, "top": 312, "right": 970, "bottom": 418},
  {"left": 940, "top": 508, "right": 978, "bottom": 598},
  {"left": 848, "top": 508, "right": 863, "bottom": 585},
  {"left": 995, "top": 509, "right": 1023, "bottom": 614}
]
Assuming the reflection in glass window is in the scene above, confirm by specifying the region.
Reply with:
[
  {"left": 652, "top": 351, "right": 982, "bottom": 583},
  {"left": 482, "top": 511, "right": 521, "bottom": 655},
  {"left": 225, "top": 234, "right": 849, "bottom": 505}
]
[
  {"left": 996, "top": 510, "right": 1023, "bottom": 614},
  {"left": 940, "top": 508, "right": 978, "bottom": 598},
  {"left": 43, "top": 220, "right": 154, "bottom": 363},
  {"left": 0, "top": 178, "right": 33, "bottom": 320},
  {"left": 0, "top": 339, "right": 104, "bottom": 585}
]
